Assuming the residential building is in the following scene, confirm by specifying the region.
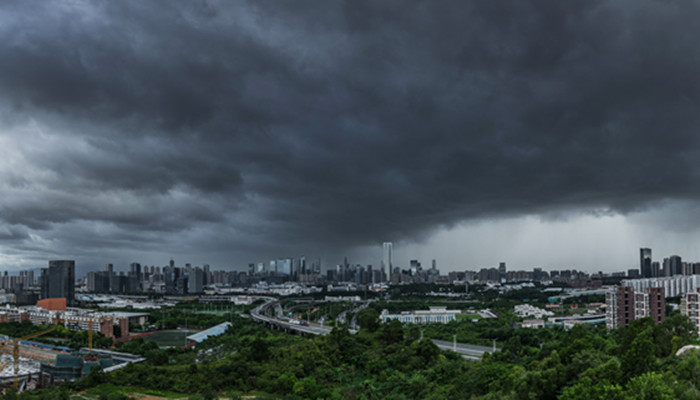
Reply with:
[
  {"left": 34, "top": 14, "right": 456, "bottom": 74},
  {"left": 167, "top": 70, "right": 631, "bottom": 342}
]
[
  {"left": 681, "top": 290, "right": 700, "bottom": 335},
  {"left": 622, "top": 275, "right": 700, "bottom": 298},
  {"left": 606, "top": 285, "right": 665, "bottom": 329}
]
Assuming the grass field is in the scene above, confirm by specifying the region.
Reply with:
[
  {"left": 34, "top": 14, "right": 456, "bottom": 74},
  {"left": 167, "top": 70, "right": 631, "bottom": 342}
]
[{"left": 141, "top": 330, "right": 198, "bottom": 348}]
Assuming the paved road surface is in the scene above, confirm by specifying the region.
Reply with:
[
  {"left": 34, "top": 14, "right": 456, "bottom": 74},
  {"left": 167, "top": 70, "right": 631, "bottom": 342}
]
[
  {"left": 431, "top": 339, "right": 499, "bottom": 361},
  {"left": 251, "top": 297, "right": 344, "bottom": 335}
]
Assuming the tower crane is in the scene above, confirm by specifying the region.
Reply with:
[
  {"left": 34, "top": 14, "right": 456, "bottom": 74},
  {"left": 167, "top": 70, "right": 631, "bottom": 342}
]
[
  {"left": 12, "top": 326, "right": 57, "bottom": 389},
  {"left": 88, "top": 316, "right": 113, "bottom": 352}
]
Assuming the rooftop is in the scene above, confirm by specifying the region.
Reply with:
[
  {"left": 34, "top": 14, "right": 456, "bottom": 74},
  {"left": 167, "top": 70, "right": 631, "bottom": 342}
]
[{"left": 186, "top": 322, "right": 232, "bottom": 343}]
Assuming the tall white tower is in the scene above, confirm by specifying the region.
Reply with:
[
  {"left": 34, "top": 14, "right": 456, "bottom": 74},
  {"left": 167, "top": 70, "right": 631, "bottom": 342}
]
[{"left": 382, "top": 242, "right": 393, "bottom": 281}]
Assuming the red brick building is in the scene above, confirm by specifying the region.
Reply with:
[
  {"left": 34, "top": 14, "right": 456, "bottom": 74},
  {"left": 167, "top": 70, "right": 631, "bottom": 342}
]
[{"left": 606, "top": 285, "right": 665, "bottom": 329}]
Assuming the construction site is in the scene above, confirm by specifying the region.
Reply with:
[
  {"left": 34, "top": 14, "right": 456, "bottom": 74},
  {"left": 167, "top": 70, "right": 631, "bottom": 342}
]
[
  {"left": 0, "top": 298, "right": 149, "bottom": 392},
  {"left": 0, "top": 330, "right": 65, "bottom": 391},
  {"left": 0, "top": 328, "right": 143, "bottom": 392}
]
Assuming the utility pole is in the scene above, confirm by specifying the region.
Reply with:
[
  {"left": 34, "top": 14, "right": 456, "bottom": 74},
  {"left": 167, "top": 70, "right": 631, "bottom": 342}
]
[{"left": 453, "top": 334, "right": 457, "bottom": 352}]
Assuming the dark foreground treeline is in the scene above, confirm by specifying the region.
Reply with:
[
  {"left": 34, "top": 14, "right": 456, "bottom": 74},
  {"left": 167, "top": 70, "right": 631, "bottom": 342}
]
[{"left": 7, "top": 310, "right": 700, "bottom": 400}]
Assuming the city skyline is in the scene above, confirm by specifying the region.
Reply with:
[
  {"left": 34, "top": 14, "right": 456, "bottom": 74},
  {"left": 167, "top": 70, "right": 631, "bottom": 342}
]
[
  {"left": 3, "top": 2, "right": 700, "bottom": 271},
  {"left": 8, "top": 242, "right": 700, "bottom": 279}
]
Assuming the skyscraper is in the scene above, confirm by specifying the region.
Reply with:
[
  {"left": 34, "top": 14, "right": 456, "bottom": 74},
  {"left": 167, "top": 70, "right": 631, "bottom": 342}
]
[
  {"left": 382, "top": 242, "right": 393, "bottom": 280},
  {"left": 640, "top": 248, "right": 652, "bottom": 278},
  {"left": 670, "top": 255, "right": 683, "bottom": 276},
  {"left": 651, "top": 261, "right": 660, "bottom": 278},
  {"left": 188, "top": 267, "right": 203, "bottom": 293},
  {"left": 40, "top": 260, "right": 75, "bottom": 306}
]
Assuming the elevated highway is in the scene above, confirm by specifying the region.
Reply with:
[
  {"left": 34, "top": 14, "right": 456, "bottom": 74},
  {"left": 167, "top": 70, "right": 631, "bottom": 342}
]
[
  {"left": 431, "top": 339, "right": 499, "bottom": 361},
  {"left": 250, "top": 297, "right": 343, "bottom": 336},
  {"left": 251, "top": 298, "right": 495, "bottom": 361}
]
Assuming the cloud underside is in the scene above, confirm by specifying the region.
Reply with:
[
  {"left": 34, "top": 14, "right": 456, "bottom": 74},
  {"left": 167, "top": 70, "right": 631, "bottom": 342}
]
[{"left": 1, "top": 0, "right": 700, "bottom": 267}]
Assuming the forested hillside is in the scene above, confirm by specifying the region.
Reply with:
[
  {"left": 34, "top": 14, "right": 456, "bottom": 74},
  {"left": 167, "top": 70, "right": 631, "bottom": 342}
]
[{"left": 10, "top": 311, "right": 700, "bottom": 400}]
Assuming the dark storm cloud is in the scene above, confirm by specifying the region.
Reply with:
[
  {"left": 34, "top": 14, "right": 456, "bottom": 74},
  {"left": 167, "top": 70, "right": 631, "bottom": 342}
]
[{"left": 1, "top": 0, "right": 700, "bottom": 267}]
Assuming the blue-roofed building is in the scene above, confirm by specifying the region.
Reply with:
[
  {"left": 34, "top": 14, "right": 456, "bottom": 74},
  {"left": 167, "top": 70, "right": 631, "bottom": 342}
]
[{"left": 186, "top": 322, "right": 232, "bottom": 344}]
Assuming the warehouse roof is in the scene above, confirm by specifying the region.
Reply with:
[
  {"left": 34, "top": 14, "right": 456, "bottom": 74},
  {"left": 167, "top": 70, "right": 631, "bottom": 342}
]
[{"left": 186, "top": 322, "right": 232, "bottom": 343}]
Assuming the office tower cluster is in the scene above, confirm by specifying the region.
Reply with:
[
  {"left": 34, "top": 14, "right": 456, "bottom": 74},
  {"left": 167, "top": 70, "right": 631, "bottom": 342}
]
[
  {"left": 448, "top": 264, "right": 590, "bottom": 285},
  {"left": 326, "top": 260, "right": 387, "bottom": 284},
  {"left": 622, "top": 248, "right": 700, "bottom": 301},
  {"left": 638, "top": 248, "right": 698, "bottom": 278},
  {"left": 86, "top": 261, "right": 245, "bottom": 294},
  {"left": 0, "top": 270, "right": 35, "bottom": 292},
  {"left": 606, "top": 285, "right": 666, "bottom": 329},
  {"left": 247, "top": 256, "right": 323, "bottom": 284},
  {"left": 387, "top": 258, "right": 440, "bottom": 284}
]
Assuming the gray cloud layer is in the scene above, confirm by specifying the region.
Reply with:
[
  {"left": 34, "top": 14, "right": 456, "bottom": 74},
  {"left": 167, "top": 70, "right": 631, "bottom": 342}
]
[{"left": 1, "top": 0, "right": 699, "bottom": 270}]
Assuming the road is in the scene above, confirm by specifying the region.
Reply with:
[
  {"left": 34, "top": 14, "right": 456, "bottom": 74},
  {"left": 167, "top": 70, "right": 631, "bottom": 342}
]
[
  {"left": 253, "top": 299, "right": 494, "bottom": 357},
  {"left": 251, "top": 297, "right": 340, "bottom": 336},
  {"left": 431, "top": 339, "right": 499, "bottom": 360}
]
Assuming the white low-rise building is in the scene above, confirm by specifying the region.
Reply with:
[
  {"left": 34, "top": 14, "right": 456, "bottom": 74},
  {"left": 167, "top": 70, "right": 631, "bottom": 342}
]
[
  {"left": 514, "top": 304, "right": 554, "bottom": 319},
  {"left": 521, "top": 319, "right": 545, "bottom": 329},
  {"left": 381, "top": 307, "right": 461, "bottom": 324}
]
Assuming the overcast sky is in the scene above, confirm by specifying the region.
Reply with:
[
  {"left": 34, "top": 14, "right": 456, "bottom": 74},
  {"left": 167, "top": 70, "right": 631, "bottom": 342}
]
[{"left": 2, "top": 1, "right": 700, "bottom": 274}]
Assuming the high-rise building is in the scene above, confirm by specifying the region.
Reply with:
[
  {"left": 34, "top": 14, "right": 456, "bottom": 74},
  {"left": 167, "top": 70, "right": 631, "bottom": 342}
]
[
  {"left": 670, "top": 255, "right": 683, "bottom": 276},
  {"left": 640, "top": 248, "right": 652, "bottom": 278},
  {"left": 277, "top": 258, "right": 292, "bottom": 276},
  {"left": 40, "top": 260, "right": 75, "bottom": 306},
  {"left": 410, "top": 260, "right": 421, "bottom": 275},
  {"left": 188, "top": 267, "right": 204, "bottom": 293},
  {"left": 651, "top": 261, "right": 661, "bottom": 278},
  {"left": 498, "top": 262, "right": 507, "bottom": 278},
  {"left": 130, "top": 263, "right": 141, "bottom": 277},
  {"left": 382, "top": 242, "right": 393, "bottom": 280},
  {"left": 606, "top": 285, "right": 665, "bottom": 329},
  {"left": 127, "top": 263, "right": 141, "bottom": 293},
  {"left": 681, "top": 289, "right": 700, "bottom": 334},
  {"left": 300, "top": 256, "right": 307, "bottom": 274},
  {"left": 87, "top": 272, "right": 96, "bottom": 292},
  {"left": 203, "top": 264, "right": 210, "bottom": 285}
]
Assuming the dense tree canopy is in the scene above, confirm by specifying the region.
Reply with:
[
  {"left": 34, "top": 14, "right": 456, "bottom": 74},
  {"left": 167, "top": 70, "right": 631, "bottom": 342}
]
[{"left": 6, "top": 308, "right": 700, "bottom": 399}]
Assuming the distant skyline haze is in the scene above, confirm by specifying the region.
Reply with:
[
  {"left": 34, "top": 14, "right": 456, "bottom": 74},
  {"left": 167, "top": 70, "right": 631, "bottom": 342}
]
[{"left": 1, "top": 1, "right": 700, "bottom": 273}]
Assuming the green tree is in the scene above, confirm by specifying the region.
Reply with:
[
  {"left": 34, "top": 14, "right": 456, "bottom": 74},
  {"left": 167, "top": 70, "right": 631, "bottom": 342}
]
[
  {"left": 621, "top": 330, "right": 656, "bottom": 379},
  {"left": 356, "top": 308, "right": 380, "bottom": 332},
  {"left": 624, "top": 372, "right": 674, "bottom": 400},
  {"left": 560, "top": 377, "right": 624, "bottom": 400},
  {"left": 379, "top": 319, "right": 404, "bottom": 344}
]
